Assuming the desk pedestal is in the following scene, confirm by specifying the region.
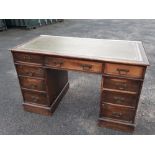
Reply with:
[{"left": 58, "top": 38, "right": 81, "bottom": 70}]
[
  {"left": 21, "top": 69, "right": 69, "bottom": 116},
  {"left": 23, "top": 82, "right": 69, "bottom": 116}
]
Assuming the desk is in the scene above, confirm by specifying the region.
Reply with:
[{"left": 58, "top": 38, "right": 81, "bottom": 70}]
[{"left": 11, "top": 35, "right": 149, "bottom": 132}]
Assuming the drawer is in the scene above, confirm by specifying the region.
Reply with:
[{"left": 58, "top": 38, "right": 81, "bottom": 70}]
[
  {"left": 104, "top": 63, "right": 144, "bottom": 78},
  {"left": 102, "top": 76, "right": 141, "bottom": 92},
  {"left": 102, "top": 90, "right": 138, "bottom": 107},
  {"left": 16, "top": 65, "right": 45, "bottom": 78},
  {"left": 101, "top": 103, "right": 135, "bottom": 122},
  {"left": 22, "top": 89, "right": 49, "bottom": 106},
  {"left": 13, "top": 52, "right": 43, "bottom": 65},
  {"left": 45, "top": 56, "right": 102, "bottom": 73},
  {"left": 19, "top": 77, "right": 46, "bottom": 91}
]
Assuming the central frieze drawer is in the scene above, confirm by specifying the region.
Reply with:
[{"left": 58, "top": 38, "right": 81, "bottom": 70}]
[
  {"left": 16, "top": 65, "right": 45, "bottom": 78},
  {"left": 19, "top": 77, "right": 46, "bottom": 91},
  {"left": 101, "top": 103, "right": 135, "bottom": 122},
  {"left": 22, "top": 89, "right": 49, "bottom": 106},
  {"left": 102, "top": 76, "right": 141, "bottom": 92},
  {"left": 102, "top": 90, "right": 138, "bottom": 107},
  {"left": 104, "top": 63, "right": 144, "bottom": 78},
  {"left": 45, "top": 56, "right": 102, "bottom": 73}
]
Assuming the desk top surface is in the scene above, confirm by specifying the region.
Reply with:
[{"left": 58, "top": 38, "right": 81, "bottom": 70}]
[{"left": 11, "top": 35, "right": 149, "bottom": 65}]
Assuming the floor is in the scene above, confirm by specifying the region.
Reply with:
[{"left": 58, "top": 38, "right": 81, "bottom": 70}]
[{"left": 0, "top": 19, "right": 155, "bottom": 135}]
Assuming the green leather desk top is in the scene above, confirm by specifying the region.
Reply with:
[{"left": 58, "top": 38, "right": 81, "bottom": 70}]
[{"left": 11, "top": 35, "right": 149, "bottom": 65}]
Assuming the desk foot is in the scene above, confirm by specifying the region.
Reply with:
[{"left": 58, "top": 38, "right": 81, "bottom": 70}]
[
  {"left": 98, "top": 117, "right": 135, "bottom": 133},
  {"left": 23, "top": 82, "right": 69, "bottom": 116}
]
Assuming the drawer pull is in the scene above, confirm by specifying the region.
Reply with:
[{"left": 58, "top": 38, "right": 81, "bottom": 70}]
[
  {"left": 31, "top": 96, "right": 39, "bottom": 102},
  {"left": 38, "top": 69, "right": 43, "bottom": 73},
  {"left": 114, "top": 96, "right": 125, "bottom": 103},
  {"left": 27, "top": 69, "right": 42, "bottom": 76},
  {"left": 50, "top": 60, "right": 64, "bottom": 67},
  {"left": 80, "top": 64, "right": 92, "bottom": 71},
  {"left": 23, "top": 55, "right": 32, "bottom": 60},
  {"left": 31, "top": 84, "right": 37, "bottom": 89},
  {"left": 112, "top": 112, "right": 122, "bottom": 118},
  {"left": 117, "top": 68, "right": 129, "bottom": 75},
  {"left": 26, "top": 72, "right": 33, "bottom": 76},
  {"left": 115, "top": 82, "right": 127, "bottom": 90}
]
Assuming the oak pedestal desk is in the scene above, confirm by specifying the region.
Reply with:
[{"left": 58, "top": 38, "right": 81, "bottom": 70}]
[{"left": 11, "top": 35, "right": 149, "bottom": 132}]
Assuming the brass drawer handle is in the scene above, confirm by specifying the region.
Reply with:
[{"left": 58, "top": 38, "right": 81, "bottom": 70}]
[
  {"left": 80, "top": 64, "right": 92, "bottom": 71},
  {"left": 117, "top": 68, "right": 129, "bottom": 75},
  {"left": 114, "top": 96, "right": 125, "bottom": 103},
  {"left": 115, "top": 82, "right": 127, "bottom": 90},
  {"left": 53, "top": 61, "right": 63, "bottom": 66},
  {"left": 38, "top": 69, "right": 43, "bottom": 73},
  {"left": 112, "top": 112, "right": 122, "bottom": 118},
  {"left": 26, "top": 72, "right": 33, "bottom": 76},
  {"left": 31, "top": 84, "right": 37, "bottom": 89},
  {"left": 31, "top": 96, "right": 39, "bottom": 102},
  {"left": 46, "top": 58, "right": 64, "bottom": 67},
  {"left": 27, "top": 69, "right": 43, "bottom": 76},
  {"left": 23, "top": 55, "right": 33, "bottom": 60}
]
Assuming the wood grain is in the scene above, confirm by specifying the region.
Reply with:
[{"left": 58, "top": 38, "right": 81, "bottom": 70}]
[
  {"left": 100, "top": 103, "right": 135, "bottom": 122},
  {"left": 104, "top": 63, "right": 145, "bottom": 79},
  {"left": 16, "top": 64, "right": 45, "bottom": 78},
  {"left": 13, "top": 52, "right": 44, "bottom": 65},
  {"left": 45, "top": 56, "right": 103, "bottom": 73},
  {"left": 102, "top": 76, "right": 141, "bottom": 92},
  {"left": 102, "top": 90, "right": 138, "bottom": 107},
  {"left": 19, "top": 76, "right": 46, "bottom": 91}
]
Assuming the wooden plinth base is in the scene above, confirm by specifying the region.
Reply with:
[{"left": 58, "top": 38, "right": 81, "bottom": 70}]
[
  {"left": 98, "top": 117, "right": 135, "bottom": 132},
  {"left": 23, "top": 82, "right": 69, "bottom": 116}
]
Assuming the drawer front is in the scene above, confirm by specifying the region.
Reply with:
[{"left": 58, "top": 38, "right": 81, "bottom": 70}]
[
  {"left": 22, "top": 90, "right": 49, "bottom": 106},
  {"left": 104, "top": 63, "right": 144, "bottom": 78},
  {"left": 101, "top": 103, "right": 135, "bottom": 122},
  {"left": 102, "top": 90, "right": 137, "bottom": 107},
  {"left": 19, "top": 77, "right": 46, "bottom": 91},
  {"left": 13, "top": 52, "right": 43, "bottom": 65},
  {"left": 103, "top": 76, "right": 141, "bottom": 92},
  {"left": 45, "top": 57, "right": 102, "bottom": 73},
  {"left": 16, "top": 65, "right": 45, "bottom": 78}
]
